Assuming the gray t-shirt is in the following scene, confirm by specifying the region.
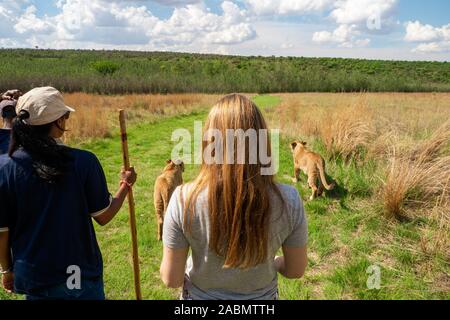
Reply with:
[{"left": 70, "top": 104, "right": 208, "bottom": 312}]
[{"left": 163, "top": 183, "right": 308, "bottom": 300}]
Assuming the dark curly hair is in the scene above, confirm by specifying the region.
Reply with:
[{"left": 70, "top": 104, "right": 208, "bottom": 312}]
[{"left": 8, "top": 110, "right": 73, "bottom": 183}]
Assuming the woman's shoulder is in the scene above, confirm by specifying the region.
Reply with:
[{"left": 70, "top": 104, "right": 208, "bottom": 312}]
[
  {"left": 272, "top": 184, "right": 305, "bottom": 226},
  {"left": 66, "top": 147, "right": 99, "bottom": 163},
  {"left": 170, "top": 183, "right": 209, "bottom": 211},
  {"left": 274, "top": 183, "right": 302, "bottom": 204},
  {"left": 174, "top": 182, "right": 205, "bottom": 199},
  {"left": 272, "top": 183, "right": 304, "bottom": 216}
]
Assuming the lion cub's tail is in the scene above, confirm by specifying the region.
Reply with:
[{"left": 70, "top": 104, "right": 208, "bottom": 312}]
[{"left": 317, "top": 159, "right": 335, "bottom": 191}]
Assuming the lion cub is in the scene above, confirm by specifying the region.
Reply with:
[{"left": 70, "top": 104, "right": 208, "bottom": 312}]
[
  {"left": 154, "top": 159, "right": 184, "bottom": 241},
  {"left": 291, "top": 141, "right": 335, "bottom": 201}
]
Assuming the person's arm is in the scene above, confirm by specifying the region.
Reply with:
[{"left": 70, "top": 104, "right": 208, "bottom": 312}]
[
  {"left": 276, "top": 188, "right": 309, "bottom": 279},
  {"left": 160, "top": 246, "right": 189, "bottom": 288},
  {"left": 93, "top": 167, "right": 137, "bottom": 226},
  {"left": 0, "top": 231, "right": 14, "bottom": 293},
  {"left": 0, "top": 177, "right": 13, "bottom": 293},
  {"left": 159, "top": 187, "right": 190, "bottom": 288},
  {"left": 275, "top": 245, "right": 308, "bottom": 279}
]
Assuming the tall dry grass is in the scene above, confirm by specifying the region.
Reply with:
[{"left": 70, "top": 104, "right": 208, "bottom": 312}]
[
  {"left": 319, "top": 103, "right": 375, "bottom": 162},
  {"left": 272, "top": 93, "right": 377, "bottom": 161},
  {"left": 381, "top": 121, "right": 450, "bottom": 219},
  {"left": 382, "top": 153, "right": 450, "bottom": 219},
  {"left": 63, "top": 93, "right": 219, "bottom": 142},
  {"left": 268, "top": 93, "right": 450, "bottom": 239}
]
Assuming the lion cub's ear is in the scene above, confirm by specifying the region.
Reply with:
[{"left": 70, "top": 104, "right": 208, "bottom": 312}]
[{"left": 290, "top": 142, "right": 298, "bottom": 150}]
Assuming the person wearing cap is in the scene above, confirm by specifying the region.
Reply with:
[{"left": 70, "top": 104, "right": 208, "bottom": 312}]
[
  {"left": 0, "top": 99, "right": 17, "bottom": 154},
  {"left": 1, "top": 90, "right": 22, "bottom": 102},
  {"left": 0, "top": 87, "right": 137, "bottom": 300}
]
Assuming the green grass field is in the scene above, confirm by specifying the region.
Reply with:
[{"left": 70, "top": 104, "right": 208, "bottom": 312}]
[
  {"left": 1, "top": 95, "right": 448, "bottom": 300},
  {"left": 1, "top": 49, "right": 450, "bottom": 94}
]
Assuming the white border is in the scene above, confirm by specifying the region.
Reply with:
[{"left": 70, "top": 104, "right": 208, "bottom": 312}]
[{"left": 90, "top": 195, "right": 113, "bottom": 218}]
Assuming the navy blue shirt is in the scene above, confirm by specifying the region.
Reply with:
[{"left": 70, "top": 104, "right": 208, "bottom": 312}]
[
  {"left": 0, "top": 148, "right": 111, "bottom": 294},
  {"left": 0, "top": 129, "right": 10, "bottom": 154}
]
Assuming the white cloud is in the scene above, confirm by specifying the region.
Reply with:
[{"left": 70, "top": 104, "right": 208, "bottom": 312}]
[
  {"left": 0, "top": 37, "right": 24, "bottom": 48},
  {"left": 0, "top": 10, "right": 14, "bottom": 38},
  {"left": 244, "top": 0, "right": 397, "bottom": 30},
  {"left": 405, "top": 21, "right": 450, "bottom": 53},
  {"left": 413, "top": 42, "right": 450, "bottom": 54},
  {"left": 0, "top": 0, "right": 30, "bottom": 12},
  {"left": 243, "top": 0, "right": 398, "bottom": 48},
  {"left": 2, "top": 0, "right": 255, "bottom": 49},
  {"left": 312, "top": 0, "right": 397, "bottom": 48},
  {"left": 149, "top": 1, "right": 255, "bottom": 46},
  {"left": 244, "top": 0, "right": 333, "bottom": 16},
  {"left": 330, "top": 0, "right": 397, "bottom": 27},
  {"left": 405, "top": 21, "right": 450, "bottom": 42},
  {"left": 313, "top": 24, "right": 370, "bottom": 48},
  {"left": 0, "top": 0, "right": 30, "bottom": 37},
  {"left": 14, "top": 5, "right": 54, "bottom": 34},
  {"left": 281, "top": 42, "right": 294, "bottom": 49},
  {"left": 151, "top": 0, "right": 203, "bottom": 5}
]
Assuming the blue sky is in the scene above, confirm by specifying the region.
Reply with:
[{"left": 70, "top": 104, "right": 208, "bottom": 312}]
[
  {"left": 398, "top": 0, "right": 450, "bottom": 26},
  {"left": 0, "top": 0, "right": 449, "bottom": 61}
]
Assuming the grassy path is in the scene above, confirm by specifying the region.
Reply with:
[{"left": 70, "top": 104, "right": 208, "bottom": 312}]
[{"left": 80, "top": 113, "right": 207, "bottom": 300}]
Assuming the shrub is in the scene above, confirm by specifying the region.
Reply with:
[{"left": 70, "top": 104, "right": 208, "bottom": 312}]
[
  {"left": 382, "top": 154, "right": 450, "bottom": 220},
  {"left": 91, "top": 60, "right": 120, "bottom": 76},
  {"left": 381, "top": 122, "right": 450, "bottom": 220}
]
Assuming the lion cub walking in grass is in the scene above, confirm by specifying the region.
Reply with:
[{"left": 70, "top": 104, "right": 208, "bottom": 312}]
[
  {"left": 291, "top": 141, "right": 335, "bottom": 201},
  {"left": 154, "top": 159, "right": 184, "bottom": 241}
]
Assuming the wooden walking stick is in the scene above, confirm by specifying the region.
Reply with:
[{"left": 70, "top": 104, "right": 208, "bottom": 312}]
[{"left": 119, "top": 110, "right": 142, "bottom": 300}]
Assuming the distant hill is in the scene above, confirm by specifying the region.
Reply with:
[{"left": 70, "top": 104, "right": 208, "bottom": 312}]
[{"left": 1, "top": 49, "right": 449, "bottom": 94}]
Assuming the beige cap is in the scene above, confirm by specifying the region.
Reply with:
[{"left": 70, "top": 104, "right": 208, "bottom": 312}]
[{"left": 16, "top": 87, "right": 75, "bottom": 126}]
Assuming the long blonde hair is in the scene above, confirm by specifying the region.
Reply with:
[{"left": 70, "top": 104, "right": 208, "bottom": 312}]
[{"left": 184, "top": 94, "right": 282, "bottom": 269}]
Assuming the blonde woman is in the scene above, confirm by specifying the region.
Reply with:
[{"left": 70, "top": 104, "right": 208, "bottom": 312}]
[{"left": 160, "top": 94, "right": 308, "bottom": 300}]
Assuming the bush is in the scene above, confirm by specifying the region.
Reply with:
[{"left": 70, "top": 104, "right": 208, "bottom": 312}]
[
  {"left": 381, "top": 122, "right": 450, "bottom": 219},
  {"left": 91, "top": 60, "right": 120, "bottom": 76}
]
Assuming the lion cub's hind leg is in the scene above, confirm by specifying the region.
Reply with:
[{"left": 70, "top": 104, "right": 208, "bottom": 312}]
[
  {"left": 154, "top": 179, "right": 170, "bottom": 242},
  {"left": 307, "top": 174, "right": 319, "bottom": 201},
  {"left": 292, "top": 167, "right": 301, "bottom": 183},
  {"left": 154, "top": 189, "right": 165, "bottom": 242}
]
